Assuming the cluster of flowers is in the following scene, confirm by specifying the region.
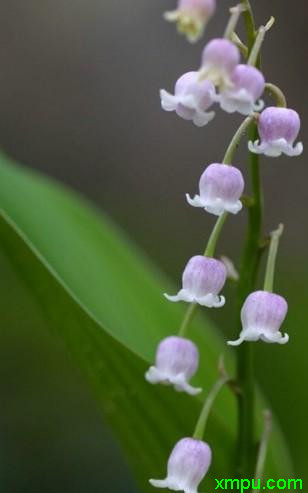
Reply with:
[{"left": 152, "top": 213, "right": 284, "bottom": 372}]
[{"left": 144, "top": 2, "right": 303, "bottom": 492}]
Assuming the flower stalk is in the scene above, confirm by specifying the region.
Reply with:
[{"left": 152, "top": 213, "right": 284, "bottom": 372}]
[
  {"left": 265, "top": 83, "right": 287, "bottom": 108},
  {"left": 263, "top": 224, "right": 284, "bottom": 292}
]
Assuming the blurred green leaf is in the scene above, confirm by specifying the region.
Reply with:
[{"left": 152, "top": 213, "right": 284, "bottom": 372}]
[{"left": 0, "top": 154, "right": 292, "bottom": 490}]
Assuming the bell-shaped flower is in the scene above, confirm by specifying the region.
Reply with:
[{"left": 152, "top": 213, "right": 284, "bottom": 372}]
[
  {"left": 248, "top": 107, "right": 303, "bottom": 157},
  {"left": 186, "top": 163, "right": 244, "bottom": 216},
  {"left": 145, "top": 336, "right": 201, "bottom": 395},
  {"left": 150, "top": 438, "right": 212, "bottom": 493},
  {"left": 164, "top": 0, "right": 216, "bottom": 43},
  {"left": 228, "top": 290, "right": 289, "bottom": 346},
  {"left": 160, "top": 71, "right": 216, "bottom": 127},
  {"left": 165, "top": 255, "right": 227, "bottom": 308},
  {"left": 217, "top": 64, "right": 265, "bottom": 115},
  {"left": 199, "top": 38, "right": 240, "bottom": 89}
]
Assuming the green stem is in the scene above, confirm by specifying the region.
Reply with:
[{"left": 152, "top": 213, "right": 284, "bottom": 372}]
[
  {"left": 234, "top": 3, "right": 266, "bottom": 478},
  {"left": 224, "top": 4, "right": 246, "bottom": 40},
  {"left": 204, "top": 213, "right": 228, "bottom": 257},
  {"left": 178, "top": 302, "right": 197, "bottom": 337},
  {"left": 223, "top": 115, "right": 256, "bottom": 165},
  {"left": 235, "top": 122, "right": 263, "bottom": 478},
  {"left": 263, "top": 224, "right": 284, "bottom": 292},
  {"left": 265, "top": 83, "right": 287, "bottom": 108},
  {"left": 193, "top": 375, "right": 230, "bottom": 440},
  {"left": 254, "top": 410, "right": 272, "bottom": 489}
]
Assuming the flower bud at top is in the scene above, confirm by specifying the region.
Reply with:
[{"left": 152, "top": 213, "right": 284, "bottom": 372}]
[
  {"left": 164, "top": 0, "right": 216, "bottom": 43},
  {"left": 228, "top": 290, "right": 289, "bottom": 346},
  {"left": 217, "top": 64, "right": 265, "bottom": 115},
  {"left": 160, "top": 71, "right": 216, "bottom": 127},
  {"left": 186, "top": 163, "right": 244, "bottom": 216},
  {"left": 165, "top": 255, "right": 227, "bottom": 308},
  {"left": 150, "top": 437, "right": 212, "bottom": 493},
  {"left": 200, "top": 38, "right": 240, "bottom": 89},
  {"left": 248, "top": 106, "right": 303, "bottom": 157},
  {"left": 145, "top": 336, "right": 201, "bottom": 395}
]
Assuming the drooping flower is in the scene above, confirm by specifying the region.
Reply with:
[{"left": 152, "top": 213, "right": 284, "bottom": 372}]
[
  {"left": 227, "top": 290, "right": 289, "bottom": 346},
  {"left": 199, "top": 38, "right": 240, "bottom": 89},
  {"left": 186, "top": 163, "right": 244, "bottom": 216},
  {"left": 160, "top": 71, "right": 216, "bottom": 127},
  {"left": 145, "top": 336, "right": 201, "bottom": 395},
  {"left": 150, "top": 438, "right": 212, "bottom": 493},
  {"left": 248, "top": 106, "right": 303, "bottom": 157},
  {"left": 164, "top": 0, "right": 216, "bottom": 43},
  {"left": 165, "top": 255, "right": 227, "bottom": 307},
  {"left": 217, "top": 64, "right": 265, "bottom": 115}
]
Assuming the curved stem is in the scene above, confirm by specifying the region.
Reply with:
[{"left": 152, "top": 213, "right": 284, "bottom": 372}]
[
  {"left": 193, "top": 375, "right": 230, "bottom": 440},
  {"left": 178, "top": 302, "right": 197, "bottom": 337},
  {"left": 204, "top": 213, "right": 228, "bottom": 257},
  {"left": 263, "top": 224, "right": 284, "bottom": 292},
  {"left": 223, "top": 115, "right": 256, "bottom": 164},
  {"left": 230, "top": 32, "right": 248, "bottom": 58},
  {"left": 265, "top": 83, "right": 287, "bottom": 108}
]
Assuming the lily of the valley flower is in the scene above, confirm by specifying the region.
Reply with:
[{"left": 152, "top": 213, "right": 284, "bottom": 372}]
[
  {"left": 228, "top": 290, "right": 289, "bottom": 346},
  {"left": 160, "top": 71, "right": 216, "bottom": 127},
  {"left": 164, "top": 0, "right": 216, "bottom": 43},
  {"left": 248, "top": 106, "right": 303, "bottom": 157},
  {"left": 199, "top": 38, "right": 240, "bottom": 89},
  {"left": 165, "top": 255, "right": 227, "bottom": 307},
  {"left": 145, "top": 336, "right": 201, "bottom": 395},
  {"left": 186, "top": 163, "right": 244, "bottom": 216},
  {"left": 217, "top": 64, "right": 265, "bottom": 115},
  {"left": 150, "top": 438, "right": 212, "bottom": 493}
]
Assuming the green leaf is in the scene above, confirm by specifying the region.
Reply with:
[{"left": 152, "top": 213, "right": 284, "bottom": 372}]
[{"left": 0, "top": 153, "right": 292, "bottom": 490}]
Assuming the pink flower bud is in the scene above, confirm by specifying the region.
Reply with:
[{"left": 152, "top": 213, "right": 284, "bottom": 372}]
[
  {"left": 150, "top": 438, "right": 212, "bottom": 493},
  {"left": 145, "top": 336, "right": 201, "bottom": 395},
  {"left": 228, "top": 290, "right": 289, "bottom": 346},
  {"left": 165, "top": 255, "right": 227, "bottom": 308},
  {"left": 186, "top": 163, "right": 244, "bottom": 215},
  {"left": 217, "top": 64, "right": 265, "bottom": 115},
  {"left": 248, "top": 107, "right": 303, "bottom": 157},
  {"left": 160, "top": 71, "right": 216, "bottom": 127},
  {"left": 200, "top": 38, "right": 240, "bottom": 88},
  {"left": 164, "top": 0, "right": 216, "bottom": 43}
]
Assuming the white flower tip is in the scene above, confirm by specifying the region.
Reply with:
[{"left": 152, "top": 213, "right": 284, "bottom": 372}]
[
  {"left": 279, "top": 333, "right": 289, "bottom": 344},
  {"left": 164, "top": 292, "right": 179, "bottom": 302},
  {"left": 227, "top": 338, "right": 243, "bottom": 346},
  {"left": 254, "top": 99, "right": 265, "bottom": 112},
  {"left": 145, "top": 367, "right": 158, "bottom": 384},
  {"left": 186, "top": 193, "right": 203, "bottom": 208},
  {"left": 149, "top": 479, "right": 167, "bottom": 489},
  {"left": 248, "top": 140, "right": 260, "bottom": 154},
  {"left": 193, "top": 110, "right": 215, "bottom": 127},
  {"left": 291, "top": 141, "right": 303, "bottom": 156},
  {"left": 160, "top": 89, "right": 177, "bottom": 112},
  {"left": 163, "top": 10, "right": 178, "bottom": 22}
]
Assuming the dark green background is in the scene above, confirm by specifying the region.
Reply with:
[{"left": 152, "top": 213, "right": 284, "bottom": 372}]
[{"left": 0, "top": 0, "right": 307, "bottom": 491}]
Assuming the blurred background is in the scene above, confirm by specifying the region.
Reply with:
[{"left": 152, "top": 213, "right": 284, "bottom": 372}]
[{"left": 0, "top": 0, "right": 307, "bottom": 491}]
